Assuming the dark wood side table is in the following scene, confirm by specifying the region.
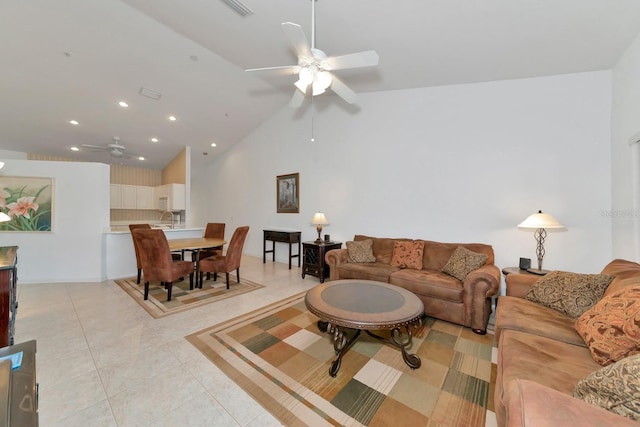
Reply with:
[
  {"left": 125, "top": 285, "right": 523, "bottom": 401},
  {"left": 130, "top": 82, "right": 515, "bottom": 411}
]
[
  {"left": 302, "top": 241, "right": 342, "bottom": 283},
  {"left": 502, "top": 267, "right": 551, "bottom": 277},
  {"left": 263, "top": 230, "right": 301, "bottom": 269}
]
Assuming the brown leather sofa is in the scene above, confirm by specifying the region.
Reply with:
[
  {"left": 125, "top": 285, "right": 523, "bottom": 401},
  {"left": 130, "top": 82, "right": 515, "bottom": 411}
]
[
  {"left": 325, "top": 234, "right": 501, "bottom": 334},
  {"left": 494, "top": 259, "right": 640, "bottom": 427}
]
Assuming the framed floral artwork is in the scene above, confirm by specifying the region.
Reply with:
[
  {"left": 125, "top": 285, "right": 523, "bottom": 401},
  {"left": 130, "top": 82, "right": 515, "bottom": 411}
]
[
  {"left": 276, "top": 173, "right": 299, "bottom": 213},
  {"left": 0, "top": 176, "right": 54, "bottom": 232}
]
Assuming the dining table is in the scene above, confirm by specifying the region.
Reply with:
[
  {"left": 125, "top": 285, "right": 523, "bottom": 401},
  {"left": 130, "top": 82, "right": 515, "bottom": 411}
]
[{"left": 168, "top": 237, "right": 226, "bottom": 288}]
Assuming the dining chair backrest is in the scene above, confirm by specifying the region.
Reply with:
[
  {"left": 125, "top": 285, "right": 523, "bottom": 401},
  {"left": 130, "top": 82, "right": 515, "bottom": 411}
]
[
  {"left": 132, "top": 228, "right": 176, "bottom": 283},
  {"left": 129, "top": 223, "right": 151, "bottom": 269},
  {"left": 204, "top": 223, "right": 225, "bottom": 240},
  {"left": 224, "top": 226, "right": 249, "bottom": 270}
]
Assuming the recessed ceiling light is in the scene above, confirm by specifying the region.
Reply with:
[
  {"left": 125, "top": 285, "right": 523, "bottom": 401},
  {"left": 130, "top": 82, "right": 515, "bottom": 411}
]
[
  {"left": 118, "top": 101, "right": 129, "bottom": 108},
  {"left": 168, "top": 115, "right": 177, "bottom": 121},
  {"left": 137, "top": 157, "right": 145, "bottom": 161},
  {"left": 151, "top": 138, "right": 159, "bottom": 143},
  {"left": 70, "top": 146, "right": 79, "bottom": 151},
  {"left": 69, "top": 120, "right": 79, "bottom": 125},
  {"left": 211, "top": 143, "right": 217, "bottom": 147}
]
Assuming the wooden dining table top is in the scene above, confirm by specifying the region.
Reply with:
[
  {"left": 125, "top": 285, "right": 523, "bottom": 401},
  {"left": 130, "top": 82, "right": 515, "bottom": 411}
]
[{"left": 168, "top": 237, "right": 225, "bottom": 251}]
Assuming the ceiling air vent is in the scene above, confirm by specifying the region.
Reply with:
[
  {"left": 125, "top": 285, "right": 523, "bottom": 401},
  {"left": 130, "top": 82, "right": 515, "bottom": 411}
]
[
  {"left": 139, "top": 87, "right": 162, "bottom": 101},
  {"left": 221, "top": 0, "right": 253, "bottom": 17}
]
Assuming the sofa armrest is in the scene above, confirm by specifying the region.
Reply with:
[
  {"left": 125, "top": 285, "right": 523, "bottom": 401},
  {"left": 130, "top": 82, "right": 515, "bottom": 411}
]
[
  {"left": 463, "top": 264, "right": 501, "bottom": 332},
  {"left": 505, "top": 274, "right": 539, "bottom": 298},
  {"left": 506, "top": 379, "right": 639, "bottom": 427},
  {"left": 325, "top": 248, "right": 349, "bottom": 281}
]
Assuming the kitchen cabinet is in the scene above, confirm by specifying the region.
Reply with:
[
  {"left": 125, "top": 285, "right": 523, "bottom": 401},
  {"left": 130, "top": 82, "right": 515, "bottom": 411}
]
[
  {"left": 110, "top": 184, "right": 122, "bottom": 208},
  {"left": 155, "top": 184, "right": 185, "bottom": 211},
  {"left": 110, "top": 184, "right": 156, "bottom": 210},
  {"left": 121, "top": 185, "right": 137, "bottom": 209},
  {"left": 136, "top": 186, "right": 154, "bottom": 209}
]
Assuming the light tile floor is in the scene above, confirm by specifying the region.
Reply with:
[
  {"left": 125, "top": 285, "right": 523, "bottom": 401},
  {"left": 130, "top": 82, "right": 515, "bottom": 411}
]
[
  {"left": 17, "top": 255, "right": 498, "bottom": 426},
  {"left": 17, "top": 255, "right": 313, "bottom": 427}
]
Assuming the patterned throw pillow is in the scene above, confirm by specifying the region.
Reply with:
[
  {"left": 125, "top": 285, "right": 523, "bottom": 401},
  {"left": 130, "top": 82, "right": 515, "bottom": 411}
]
[
  {"left": 575, "top": 286, "right": 640, "bottom": 366},
  {"left": 573, "top": 353, "right": 640, "bottom": 420},
  {"left": 525, "top": 271, "right": 614, "bottom": 318},
  {"left": 390, "top": 241, "right": 424, "bottom": 269},
  {"left": 441, "top": 246, "right": 488, "bottom": 281},
  {"left": 346, "top": 240, "right": 376, "bottom": 263}
]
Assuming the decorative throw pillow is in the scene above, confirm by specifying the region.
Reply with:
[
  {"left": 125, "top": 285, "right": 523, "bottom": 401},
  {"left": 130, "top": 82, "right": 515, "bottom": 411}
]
[
  {"left": 573, "top": 353, "right": 640, "bottom": 420},
  {"left": 346, "top": 240, "right": 376, "bottom": 263},
  {"left": 390, "top": 241, "right": 424, "bottom": 269},
  {"left": 575, "top": 286, "right": 640, "bottom": 366},
  {"left": 441, "top": 246, "right": 488, "bottom": 281},
  {"left": 525, "top": 271, "right": 614, "bottom": 318}
]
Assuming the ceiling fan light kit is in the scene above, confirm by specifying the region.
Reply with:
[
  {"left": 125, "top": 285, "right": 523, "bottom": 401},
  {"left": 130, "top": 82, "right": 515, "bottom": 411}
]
[{"left": 245, "top": 0, "right": 378, "bottom": 107}]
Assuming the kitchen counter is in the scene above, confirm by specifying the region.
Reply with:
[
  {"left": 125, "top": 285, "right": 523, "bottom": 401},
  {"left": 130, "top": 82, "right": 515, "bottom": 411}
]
[{"left": 105, "top": 226, "right": 203, "bottom": 234}]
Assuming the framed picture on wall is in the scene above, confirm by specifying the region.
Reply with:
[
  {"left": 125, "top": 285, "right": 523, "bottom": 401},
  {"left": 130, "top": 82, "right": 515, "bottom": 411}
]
[
  {"left": 276, "top": 173, "right": 299, "bottom": 213},
  {"left": 0, "top": 176, "right": 54, "bottom": 232}
]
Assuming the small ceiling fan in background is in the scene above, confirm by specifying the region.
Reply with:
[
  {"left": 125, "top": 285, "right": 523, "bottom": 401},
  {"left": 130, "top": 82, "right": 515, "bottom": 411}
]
[
  {"left": 82, "top": 137, "right": 140, "bottom": 159},
  {"left": 245, "top": 0, "right": 379, "bottom": 107}
]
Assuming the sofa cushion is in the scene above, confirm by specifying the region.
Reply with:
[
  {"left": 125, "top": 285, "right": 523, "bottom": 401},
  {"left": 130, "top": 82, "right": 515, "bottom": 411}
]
[
  {"left": 336, "top": 262, "right": 400, "bottom": 283},
  {"left": 390, "top": 269, "right": 463, "bottom": 303},
  {"left": 441, "top": 246, "right": 488, "bottom": 281},
  {"left": 494, "top": 296, "right": 586, "bottom": 347},
  {"left": 575, "top": 286, "right": 640, "bottom": 366},
  {"left": 525, "top": 271, "right": 614, "bottom": 318},
  {"left": 390, "top": 240, "right": 424, "bottom": 269},
  {"left": 354, "top": 235, "right": 409, "bottom": 264},
  {"left": 346, "top": 239, "right": 376, "bottom": 263},
  {"left": 573, "top": 354, "right": 640, "bottom": 421},
  {"left": 495, "top": 330, "right": 602, "bottom": 425},
  {"left": 422, "top": 241, "right": 494, "bottom": 271}
]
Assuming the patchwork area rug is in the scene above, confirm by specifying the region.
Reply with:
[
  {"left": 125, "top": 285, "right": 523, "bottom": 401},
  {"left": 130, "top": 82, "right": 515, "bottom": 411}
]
[
  {"left": 115, "top": 276, "right": 264, "bottom": 318},
  {"left": 187, "top": 293, "right": 497, "bottom": 426}
]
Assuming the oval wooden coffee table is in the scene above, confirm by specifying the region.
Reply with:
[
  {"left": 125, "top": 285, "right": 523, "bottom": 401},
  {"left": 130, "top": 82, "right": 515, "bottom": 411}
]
[{"left": 305, "top": 279, "right": 424, "bottom": 377}]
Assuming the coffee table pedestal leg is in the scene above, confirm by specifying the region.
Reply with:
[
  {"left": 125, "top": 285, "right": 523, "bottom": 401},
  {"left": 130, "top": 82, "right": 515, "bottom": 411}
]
[
  {"left": 318, "top": 321, "right": 361, "bottom": 377},
  {"left": 317, "top": 320, "right": 422, "bottom": 376}
]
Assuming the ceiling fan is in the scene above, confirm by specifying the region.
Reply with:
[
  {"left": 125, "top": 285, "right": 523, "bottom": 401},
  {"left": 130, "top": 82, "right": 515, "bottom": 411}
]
[
  {"left": 245, "top": 0, "right": 379, "bottom": 108},
  {"left": 81, "top": 137, "right": 138, "bottom": 159}
]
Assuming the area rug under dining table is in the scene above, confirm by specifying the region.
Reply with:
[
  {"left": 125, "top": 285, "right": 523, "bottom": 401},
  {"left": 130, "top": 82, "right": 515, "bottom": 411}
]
[
  {"left": 115, "top": 276, "right": 265, "bottom": 318},
  {"left": 186, "top": 292, "right": 497, "bottom": 426}
]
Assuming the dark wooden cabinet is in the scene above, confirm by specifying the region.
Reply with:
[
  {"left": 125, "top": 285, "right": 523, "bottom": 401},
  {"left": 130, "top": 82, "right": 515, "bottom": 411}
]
[
  {"left": 0, "top": 247, "right": 18, "bottom": 348},
  {"left": 302, "top": 241, "right": 342, "bottom": 283}
]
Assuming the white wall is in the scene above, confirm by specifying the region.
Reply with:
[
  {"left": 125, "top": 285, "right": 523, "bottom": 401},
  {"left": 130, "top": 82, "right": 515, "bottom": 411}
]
[
  {"left": 612, "top": 33, "right": 640, "bottom": 261},
  {"left": 192, "top": 71, "right": 613, "bottom": 278},
  {"left": 0, "top": 160, "right": 110, "bottom": 283}
]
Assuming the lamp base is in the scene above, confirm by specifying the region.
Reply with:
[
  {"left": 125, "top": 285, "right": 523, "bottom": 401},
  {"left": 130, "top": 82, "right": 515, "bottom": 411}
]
[
  {"left": 526, "top": 268, "right": 547, "bottom": 276},
  {"left": 315, "top": 225, "right": 323, "bottom": 244}
]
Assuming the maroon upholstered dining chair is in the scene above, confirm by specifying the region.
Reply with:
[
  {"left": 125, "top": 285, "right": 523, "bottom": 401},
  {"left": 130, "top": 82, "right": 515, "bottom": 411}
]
[
  {"left": 198, "top": 226, "right": 249, "bottom": 289},
  {"left": 129, "top": 224, "right": 151, "bottom": 284},
  {"left": 191, "top": 222, "right": 226, "bottom": 263},
  {"left": 132, "top": 228, "right": 194, "bottom": 301}
]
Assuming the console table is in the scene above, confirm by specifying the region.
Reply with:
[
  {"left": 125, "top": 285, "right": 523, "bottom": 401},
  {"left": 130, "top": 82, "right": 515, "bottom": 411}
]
[
  {"left": 263, "top": 230, "right": 301, "bottom": 269},
  {"left": 0, "top": 247, "right": 18, "bottom": 348}
]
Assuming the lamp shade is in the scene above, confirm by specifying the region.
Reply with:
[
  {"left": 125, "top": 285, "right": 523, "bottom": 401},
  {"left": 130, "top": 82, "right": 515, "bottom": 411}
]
[
  {"left": 518, "top": 210, "right": 564, "bottom": 229},
  {"left": 311, "top": 212, "right": 328, "bottom": 225},
  {"left": 0, "top": 212, "right": 10, "bottom": 223}
]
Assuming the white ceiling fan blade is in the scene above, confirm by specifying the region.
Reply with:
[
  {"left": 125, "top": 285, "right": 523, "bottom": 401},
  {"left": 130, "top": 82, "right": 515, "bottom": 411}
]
[
  {"left": 245, "top": 64, "right": 299, "bottom": 74},
  {"left": 324, "top": 50, "right": 379, "bottom": 71},
  {"left": 81, "top": 144, "right": 107, "bottom": 150},
  {"left": 281, "top": 22, "right": 312, "bottom": 60},
  {"left": 289, "top": 89, "right": 305, "bottom": 108},
  {"left": 329, "top": 75, "right": 358, "bottom": 104}
]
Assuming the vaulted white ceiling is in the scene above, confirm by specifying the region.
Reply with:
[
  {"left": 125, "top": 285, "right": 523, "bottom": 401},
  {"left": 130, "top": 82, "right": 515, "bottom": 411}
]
[{"left": 1, "top": 0, "right": 640, "bottom": 170}]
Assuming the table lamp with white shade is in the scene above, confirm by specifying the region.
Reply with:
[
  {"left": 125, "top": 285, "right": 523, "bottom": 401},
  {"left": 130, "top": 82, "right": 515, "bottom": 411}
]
[
  {"left": 311, "top": 212, "right": 329, "bottom": 243},
  {"left": 518, "top": 210, "right": 565, "bottom": 273}
]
